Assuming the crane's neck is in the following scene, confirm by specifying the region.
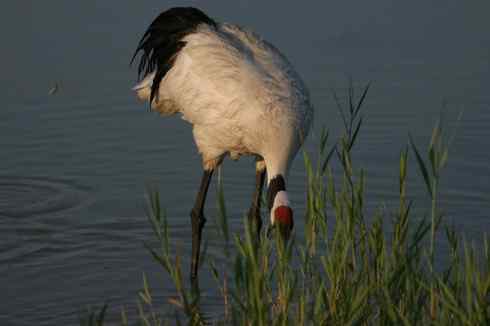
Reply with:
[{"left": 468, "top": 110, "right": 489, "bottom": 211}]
[
  {"left": 263, "top": 138, "right": 298, "bottom": 225},
  {"left": 267, "top": 175, "right": 286, "bottom": 210},
  {"left": 267, "top": 174, "right": 292, "bottom": 226}
]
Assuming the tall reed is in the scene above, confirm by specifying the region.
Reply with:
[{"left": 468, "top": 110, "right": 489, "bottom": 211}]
[{"left": 82, "top": 84, "right": 488, "bottom": 326}]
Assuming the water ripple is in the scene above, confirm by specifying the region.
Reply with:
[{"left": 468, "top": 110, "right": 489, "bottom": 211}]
[{"left": 0, "top": 176, "right": 91, "bottom": 218}]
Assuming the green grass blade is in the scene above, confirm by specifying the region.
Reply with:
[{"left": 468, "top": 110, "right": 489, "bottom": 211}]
[{"left": 409, "top": 133, "right": 433, "bottom": 198}]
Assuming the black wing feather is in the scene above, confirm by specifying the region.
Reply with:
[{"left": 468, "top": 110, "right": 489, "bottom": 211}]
[{"left": 131, "top": 7, "right": 217, "bottom": 103}]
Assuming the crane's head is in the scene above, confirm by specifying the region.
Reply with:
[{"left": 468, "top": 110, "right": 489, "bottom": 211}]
[{"left": 268, "top": 175, "right": 293, "bottom": 240}]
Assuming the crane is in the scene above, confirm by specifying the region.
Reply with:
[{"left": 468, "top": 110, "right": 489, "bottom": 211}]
[{"left": 131, "top": 7, "right": 313, "bottom": 281}]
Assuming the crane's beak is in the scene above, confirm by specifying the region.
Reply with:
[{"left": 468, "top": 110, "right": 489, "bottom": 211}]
[{"left": 277, "top": 220, "right": 293, "bottom": 241}]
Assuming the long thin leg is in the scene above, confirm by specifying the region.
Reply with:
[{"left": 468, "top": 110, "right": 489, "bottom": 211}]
[
  {"left": 190, "top": 169, "right": 214, "bottom": 282},
  {"left": 247, "top": 159, "right": 266, "bottom": 238}
]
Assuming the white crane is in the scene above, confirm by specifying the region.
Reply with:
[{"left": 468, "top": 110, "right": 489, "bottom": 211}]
[{"left": 132, "top": 7, "right": 313, "bottom": 281}]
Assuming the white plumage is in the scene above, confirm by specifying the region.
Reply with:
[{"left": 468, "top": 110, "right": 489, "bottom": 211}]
[
  {"left": 134, "top": 23, "right": 313, "bottom": 181},
  {"left": 132, "top": 7, "right": 313, "bottom": 280}
]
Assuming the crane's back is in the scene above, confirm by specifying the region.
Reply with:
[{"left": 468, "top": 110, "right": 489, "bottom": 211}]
[
  {"left": 132, "top": 7, "right": 312, "bottom": 170},
  {"left": 132, "top": 7, "right": 311, "bottom": 124}
]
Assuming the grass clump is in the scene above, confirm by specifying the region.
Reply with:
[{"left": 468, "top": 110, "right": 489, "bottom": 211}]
[{"left": 83, "top": 83, "right": 489, "bottom": 325}]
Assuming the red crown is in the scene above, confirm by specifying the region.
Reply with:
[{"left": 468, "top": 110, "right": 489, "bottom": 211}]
[{"left": 274, "top": 205, "right": 293, "bottom": 228}]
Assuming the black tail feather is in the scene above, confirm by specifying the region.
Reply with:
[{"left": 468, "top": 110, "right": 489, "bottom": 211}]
[{"left": 131, "top": 7, "right": 217, "bottom": 103}]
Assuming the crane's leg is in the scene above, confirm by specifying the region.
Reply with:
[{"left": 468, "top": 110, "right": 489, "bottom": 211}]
[
  {"left": 247, "top": 159, "right": 266, "bottom": 238},
  {"left": 190, "top": 169, "right": 214, "bottom": 282}
]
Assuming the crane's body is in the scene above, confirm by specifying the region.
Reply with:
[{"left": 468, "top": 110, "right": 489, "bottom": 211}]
[
  {"left": 132, "top": 7, "right": 313, "bottom": 282},
  {"left": 134, "top": 21, "right": 312, "bottom": 178}
]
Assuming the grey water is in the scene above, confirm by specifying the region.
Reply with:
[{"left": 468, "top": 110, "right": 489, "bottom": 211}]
[{"left": 1, "top": 1, "right": 489, "bottom": 325}]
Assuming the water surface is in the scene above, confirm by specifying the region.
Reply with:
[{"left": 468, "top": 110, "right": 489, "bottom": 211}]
[{"left": 1, "top": 1, "right": 489, "bottom": 325}]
